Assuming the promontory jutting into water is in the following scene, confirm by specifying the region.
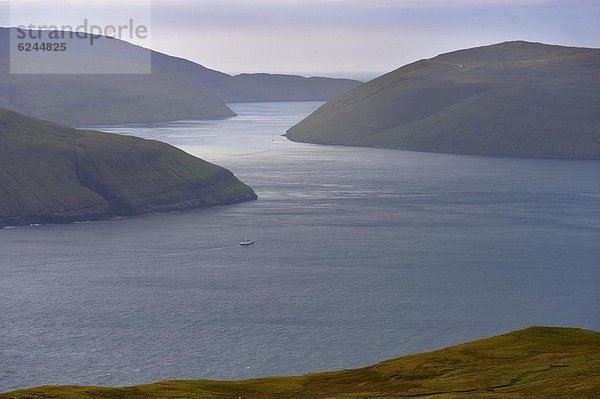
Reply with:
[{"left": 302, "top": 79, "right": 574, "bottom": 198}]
[{"left": 1, "top": 102, "right": 599, "bottom": 392}]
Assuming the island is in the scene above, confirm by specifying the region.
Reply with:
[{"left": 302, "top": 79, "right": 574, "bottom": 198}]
[
  {"left": 1, "top": 327, "right": 598, "bottom": 398},
  {"left": 286, "top": 41, "right": 600, "bottom": 159},
  {"left": 0, "top": 28, "right": 361, "bottom": 126},
  {"left": 0, "top": 108, "right": 257, "bottom": 228}
]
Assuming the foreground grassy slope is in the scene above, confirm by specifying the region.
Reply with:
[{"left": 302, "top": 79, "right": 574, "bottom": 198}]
[
  {"left": 0, "top": 108, "right": 257, "bottom": 227},
  {"left": 3, "top": 327, "right": 598, "bottom": 398},
  {"left": 287, "top": 41, "right": 600, "bottom": 159}
]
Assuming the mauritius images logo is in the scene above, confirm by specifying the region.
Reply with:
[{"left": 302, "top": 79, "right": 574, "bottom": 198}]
[{"left": 9, "top": 1, "right": 152, "bottom": 74}]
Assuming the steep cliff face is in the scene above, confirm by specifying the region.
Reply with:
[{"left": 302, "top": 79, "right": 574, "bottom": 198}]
[
  {"left": 287, "top": 41, "right": 600, "bottom": 159},
  {"left": 0, "top": 108, "right": 257, "bottom": 227}
]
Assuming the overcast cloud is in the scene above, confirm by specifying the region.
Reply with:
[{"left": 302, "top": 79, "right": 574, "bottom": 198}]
[{"left": 2, "top": 0, "right": 599, "bottom": 79}]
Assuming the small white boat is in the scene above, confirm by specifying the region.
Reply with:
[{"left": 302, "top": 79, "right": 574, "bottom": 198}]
[{"left": 240, "top": 238, "right": 255, "bottom": 246}]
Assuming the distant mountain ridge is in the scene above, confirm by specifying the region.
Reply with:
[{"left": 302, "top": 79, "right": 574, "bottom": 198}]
[
  {"left": 0, "top": 108, "right": 257, "bottom": 227},
  {"left": 2, "top": 327, "right": 599, "bottom": 398},
  {"left": 0, "top": 27, "right": 361, "bottom": 126},
  {"left": 149, "top": 50, "right": 361, "bottom": 103},
  {"left": 287, "top": 41, "right": 600, "bottom": 159}
]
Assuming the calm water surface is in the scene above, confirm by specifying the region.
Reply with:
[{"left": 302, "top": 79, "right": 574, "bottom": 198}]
[{"left": 1, "top": 102, "right": 599, "bottom": 392}]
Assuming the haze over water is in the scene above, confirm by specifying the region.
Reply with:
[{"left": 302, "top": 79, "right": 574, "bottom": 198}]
[{"left": 1, "top": 102, "right": 599, "bottom": 392}]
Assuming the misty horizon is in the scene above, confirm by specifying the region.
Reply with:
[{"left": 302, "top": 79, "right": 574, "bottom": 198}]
[{"left": 1, "top": 0, "right": 599, "bottom": 80}]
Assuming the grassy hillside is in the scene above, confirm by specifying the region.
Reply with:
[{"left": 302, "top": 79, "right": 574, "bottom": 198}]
[
  {"left": 1, "top": 327, "right": 598, "bottom": 398},
  {"left": 287, "top": 41, "right": 600, "bottom": 159},
  {"left": 0, "top": 108, "right": 256, "bottom": 227},
  {"left": 0, "top": 29, "right": 236, "bottom": 125},
  {"left": 0, "top": 28, "right": 361, "bottom": 126}
]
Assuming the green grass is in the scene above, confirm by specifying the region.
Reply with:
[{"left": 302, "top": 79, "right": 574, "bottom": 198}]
[
  {"left": 0, "top": 108, "right": 257, "bottom": 227},
  {"left": 2, "top": 327, "right": 599, "bottom": 398},
  {"left": 287, "top": 41, "right": 600, "bottom": 159}
]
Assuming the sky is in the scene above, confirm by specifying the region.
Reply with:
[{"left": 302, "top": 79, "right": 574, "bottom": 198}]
[{"left": 2, "top": 0, "right": 600, "bottom": 80}]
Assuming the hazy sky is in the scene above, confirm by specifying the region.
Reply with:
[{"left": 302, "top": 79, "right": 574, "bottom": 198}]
[{"left": 2, "top": 0, "right": 600, "bottom": 80}]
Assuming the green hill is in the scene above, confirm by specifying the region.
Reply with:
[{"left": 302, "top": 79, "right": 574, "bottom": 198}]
[
  {"left": 287, "top": 41, "right": 600, "bottom": 159},
  {"left": 0, "top": 108, "right": 256, "bottom": 227},
  {"left": 0, "top": 28, "right": 236, "bottom": 125},
  {"left": 0, "top": 28, "right": 361, "bottom": 126},
  {"left": 1, "top": 327, "right": 598, "bottom": 398}
]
